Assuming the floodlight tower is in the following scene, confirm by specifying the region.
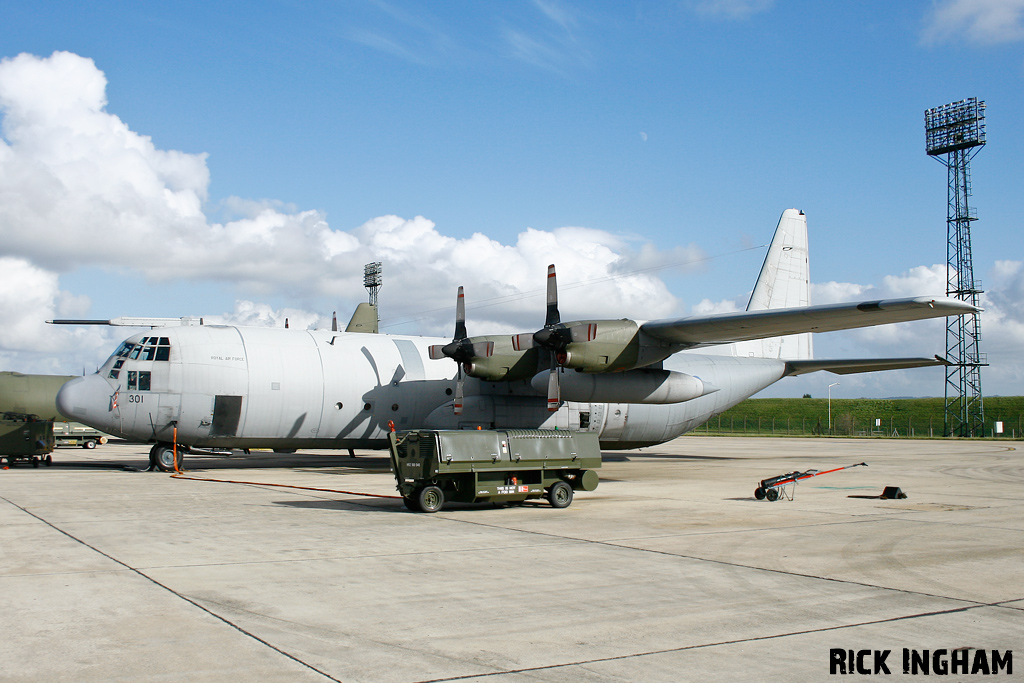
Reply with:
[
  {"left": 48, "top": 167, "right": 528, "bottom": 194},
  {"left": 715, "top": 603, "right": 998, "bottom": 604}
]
[
  {"left": 363, "top": 261, "right": 383, "bottom": 308},
  {"left": 925, "top": 98, "right": 986, "bottom": 437}
]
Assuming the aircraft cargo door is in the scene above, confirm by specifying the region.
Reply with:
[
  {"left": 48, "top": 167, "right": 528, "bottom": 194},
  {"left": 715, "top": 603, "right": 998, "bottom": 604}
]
[{"left": 211, "top": 395, "right": 243, "bottom": 436}]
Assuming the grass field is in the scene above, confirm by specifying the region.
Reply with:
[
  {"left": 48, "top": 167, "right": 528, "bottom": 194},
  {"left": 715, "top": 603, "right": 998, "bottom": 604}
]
[{"left": 696, "top": 396, "right": 1024, "bottom": 438}]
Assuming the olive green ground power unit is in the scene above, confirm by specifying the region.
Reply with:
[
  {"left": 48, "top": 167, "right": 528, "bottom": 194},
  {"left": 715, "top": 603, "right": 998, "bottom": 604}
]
[
  {"left": 388, "top": 429, "right": 602, "bottom": 512},
  {"left": 1, "top": 414, "right": 56, "bottom": 467}
]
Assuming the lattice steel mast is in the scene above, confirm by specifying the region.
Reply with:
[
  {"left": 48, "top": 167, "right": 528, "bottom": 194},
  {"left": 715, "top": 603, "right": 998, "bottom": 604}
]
[
  {"left": 925, "top": 98, "right": 986, "bottom": 437},
  {"left": 363, "top": 262, "right": 383, "bottom": 308}
]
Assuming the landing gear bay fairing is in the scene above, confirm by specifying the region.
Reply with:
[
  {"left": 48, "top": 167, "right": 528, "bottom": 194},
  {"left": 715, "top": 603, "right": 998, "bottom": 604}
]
[{"left": 55, "top": 210, "right": 976, "bottom": 470}]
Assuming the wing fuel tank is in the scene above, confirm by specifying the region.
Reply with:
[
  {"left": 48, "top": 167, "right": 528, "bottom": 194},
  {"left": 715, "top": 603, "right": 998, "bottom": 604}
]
[{"left": 532, "top": 368, "right": 718, "bottom": 404}]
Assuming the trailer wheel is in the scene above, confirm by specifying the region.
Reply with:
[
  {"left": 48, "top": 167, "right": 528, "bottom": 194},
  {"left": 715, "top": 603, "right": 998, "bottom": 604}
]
[
  {"left": 31, "top": 457, "right": 40, "bottom": 468},
  {"left": 83, "top": 440, "right": 97, "bottom": 449},
  {"left": 402, "top": 497, "right": 420, "bottom": 512},
  {"left": 548, "top": 481, "right": 573, "bottom": 509},
  {"left": 765, "top": 487, "right": 779, "bottom": 502},
  {"left": 44, "top": 455, "right": 53, "bottom": 467},
  {"left": 754, "top": 487, "right": 766, "bottom": 500},
  {"left": 417, "top": 486, "right": 444, "bottom": 513}
]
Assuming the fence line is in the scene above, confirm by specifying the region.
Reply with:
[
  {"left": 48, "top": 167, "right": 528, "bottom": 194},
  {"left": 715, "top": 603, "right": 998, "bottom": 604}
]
[{"left": 701, "top": 413, "right": 1023, "bottom": 438}]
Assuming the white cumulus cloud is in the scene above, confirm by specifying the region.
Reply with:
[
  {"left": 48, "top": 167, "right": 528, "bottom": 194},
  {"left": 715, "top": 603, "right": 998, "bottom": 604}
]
[
  {"left": 0, "top": 51, "right": 702, "bottom": 372},
  {"left": 922, "top": 0, "right": 1024, "bottom": 45}
]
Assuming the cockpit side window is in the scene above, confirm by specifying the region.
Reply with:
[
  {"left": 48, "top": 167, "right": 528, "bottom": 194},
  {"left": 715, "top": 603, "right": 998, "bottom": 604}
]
[
  {"left": 127, "top": 371, "right": 138, "bottom": 390},
  {"left": 156, "top": 337, "right": 171, "bottom": 360},
  {"left": 129, "top": 345, "right": 142, "bottom": 360},
  {"left": 138, "top": 371, "right": 151, "bottom": 391},
  {"left": 108, "top": 359, "right": 125, "bottom": 380}
]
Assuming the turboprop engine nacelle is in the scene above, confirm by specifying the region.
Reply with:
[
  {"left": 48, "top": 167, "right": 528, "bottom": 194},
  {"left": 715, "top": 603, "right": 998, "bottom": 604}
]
[
  {"left": 531, "top": 368, "right": 718, "bottom": 405},
  {"left": 462, "top": 336, "right": 538, "bottom": 382}
]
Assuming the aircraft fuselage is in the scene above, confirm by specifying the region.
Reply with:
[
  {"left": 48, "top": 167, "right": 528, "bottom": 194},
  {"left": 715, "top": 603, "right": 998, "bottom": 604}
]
[{"left": 56, "top": 326, "right": 787, "bottom": 451}]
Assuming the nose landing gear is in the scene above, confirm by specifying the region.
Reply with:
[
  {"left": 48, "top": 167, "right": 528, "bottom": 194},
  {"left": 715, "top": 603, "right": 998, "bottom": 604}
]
[{"left": 149, "top": 442, "right": 184, "bottom": 472}]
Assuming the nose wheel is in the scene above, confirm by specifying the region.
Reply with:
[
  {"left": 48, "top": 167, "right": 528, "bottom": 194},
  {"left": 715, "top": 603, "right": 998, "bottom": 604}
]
[{"left": 149, "top": 442, "right": 184, "bottom": 472}]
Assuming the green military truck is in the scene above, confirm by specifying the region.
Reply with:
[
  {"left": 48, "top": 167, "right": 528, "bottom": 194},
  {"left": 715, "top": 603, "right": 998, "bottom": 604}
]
[
  {"left": 1, "top": 413, "right": 56, "bottom": 467},
  {"left": 389, "top": 429, "right": 602, "bottom": 512}
]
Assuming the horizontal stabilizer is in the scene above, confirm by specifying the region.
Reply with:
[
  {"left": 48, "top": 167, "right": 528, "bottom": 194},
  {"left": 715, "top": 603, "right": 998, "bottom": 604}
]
[
  {"left": 784, "top": 356, "right": 951, "bottom": 377},
  {"left": 641, "top": 297, "right": 978, "bottom": 348}
]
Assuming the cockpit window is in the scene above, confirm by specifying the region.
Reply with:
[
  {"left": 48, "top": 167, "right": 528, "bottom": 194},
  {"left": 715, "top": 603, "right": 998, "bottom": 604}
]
[
  {"left": 116, "top": 342, "right": 134, "bottom": 358},
  {"left": 127, "top": 370, "right": 151, "bottom": 391},
  {"left": 126, "top": 337, "right": 171, "bottom": 361}
]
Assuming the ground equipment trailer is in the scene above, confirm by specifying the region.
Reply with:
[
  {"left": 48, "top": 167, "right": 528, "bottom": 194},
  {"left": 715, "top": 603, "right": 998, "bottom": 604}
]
[
  {"left": 1, "top": 413, "right": 56, "bottom": 467},
  {"left": 53, "top": 421, "right": 109, "bottom": 449},
  {"left": 389, "top": 429, "right": 602, "bottom": 512}
]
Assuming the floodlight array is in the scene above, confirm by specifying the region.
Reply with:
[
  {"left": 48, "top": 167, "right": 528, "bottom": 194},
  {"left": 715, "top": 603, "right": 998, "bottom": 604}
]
[
  {"left": 363, "top": 262, "right": 383, "bottom": 289},
  {"left": 363, "top": 261, "right": 383, "bottom": 307},
  {"left": 925, "top": 98, "right": 986, "bottom": 156}
]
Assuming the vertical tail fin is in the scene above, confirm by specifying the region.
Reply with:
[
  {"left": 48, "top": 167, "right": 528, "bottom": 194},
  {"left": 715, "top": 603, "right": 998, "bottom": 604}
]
[{"left": 742, "top": 209, "right": 812, "bottom": 360}]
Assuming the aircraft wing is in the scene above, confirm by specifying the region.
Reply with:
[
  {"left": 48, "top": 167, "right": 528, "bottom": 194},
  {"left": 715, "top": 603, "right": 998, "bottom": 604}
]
[
  {"left": 783, "top": 356, "right": 951, "bottom": 377},
  {"left": 640, "top": 297, "right": 978, "bottom": 348}
]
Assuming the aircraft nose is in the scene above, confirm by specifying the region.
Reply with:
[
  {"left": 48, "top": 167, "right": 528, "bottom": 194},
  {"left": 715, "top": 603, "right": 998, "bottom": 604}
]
[{"left": 57, "top": 375, "right": 114, "bottom": 426}]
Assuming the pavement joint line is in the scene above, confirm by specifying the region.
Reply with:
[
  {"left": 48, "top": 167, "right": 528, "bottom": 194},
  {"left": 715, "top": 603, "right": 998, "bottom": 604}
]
[
  {"left": 410, "top": 601, "right": 1009, "bottom": 683},
  {"left": 442, "top": 515, "right": 1006, "bottom": 609},
  {"left": 0, "top": 494, "right": 344, "bottom": 683},
  {"left": 259, "top": 484, "right": 1021, "bottom": 609},
  {"left": 129, "top": 541, "right": 584, "bottom": 571}
]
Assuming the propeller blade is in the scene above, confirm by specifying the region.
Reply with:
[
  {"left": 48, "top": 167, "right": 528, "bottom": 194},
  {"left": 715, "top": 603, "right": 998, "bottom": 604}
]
[
  {"left": 331, "top": 311, "right": 338, "bottom": 332},
  {"left": 469, "top": 341, "right": 494, "bottom": 358},
  {"left": 544, "top": 264, "right": 559, "bottom": 327},
  {"left": 428, "top": 345, "right": 447, "bottom": 360},
  {"left": 569, "top": 322, "right": 597, "bottom": 342},
  {"left": 454, "top": 286, "right": 467, "bottom": 341},
  {"left": 547, "top": 366, "right": 560, "bottom": 412},
  {"left": 511, "top": 333, "right": 535, "bottom": 352},
  {"left": 454, "top": 369, "right": 465, "bottom": 415}
]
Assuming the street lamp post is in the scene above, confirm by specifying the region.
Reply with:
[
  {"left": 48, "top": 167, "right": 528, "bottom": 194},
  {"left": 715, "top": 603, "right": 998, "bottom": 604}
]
[{"left": 828, "top": 382, "right": 840, "bottom": 434}]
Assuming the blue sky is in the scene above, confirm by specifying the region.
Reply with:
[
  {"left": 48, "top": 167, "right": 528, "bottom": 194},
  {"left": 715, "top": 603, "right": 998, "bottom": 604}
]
[{"left": 1, "top": 0, "right": 1022, "bottom": 398}]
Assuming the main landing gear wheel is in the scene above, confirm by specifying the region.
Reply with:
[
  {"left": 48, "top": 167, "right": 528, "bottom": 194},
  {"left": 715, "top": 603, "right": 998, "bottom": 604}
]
[
  {"left": 547, "top": 481, "right": 573, "bottom": 508},
  {"left": 765, "top": 487, "right": 780, "bottom": 502},
  {"left": 754, "top": 487, "right": 766, "bottom": 500},
  {"left": 417, "top": 486, "right": 444, "bottom": 513},
  {"left": 150, "top": 443, "right": 183, "bottom": 472}
]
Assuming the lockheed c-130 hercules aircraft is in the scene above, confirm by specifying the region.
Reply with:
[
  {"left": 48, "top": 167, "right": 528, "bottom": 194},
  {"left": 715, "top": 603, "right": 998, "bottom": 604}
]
[{"left": 55, "top": 209, "right": 976, "bottom": 471}]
